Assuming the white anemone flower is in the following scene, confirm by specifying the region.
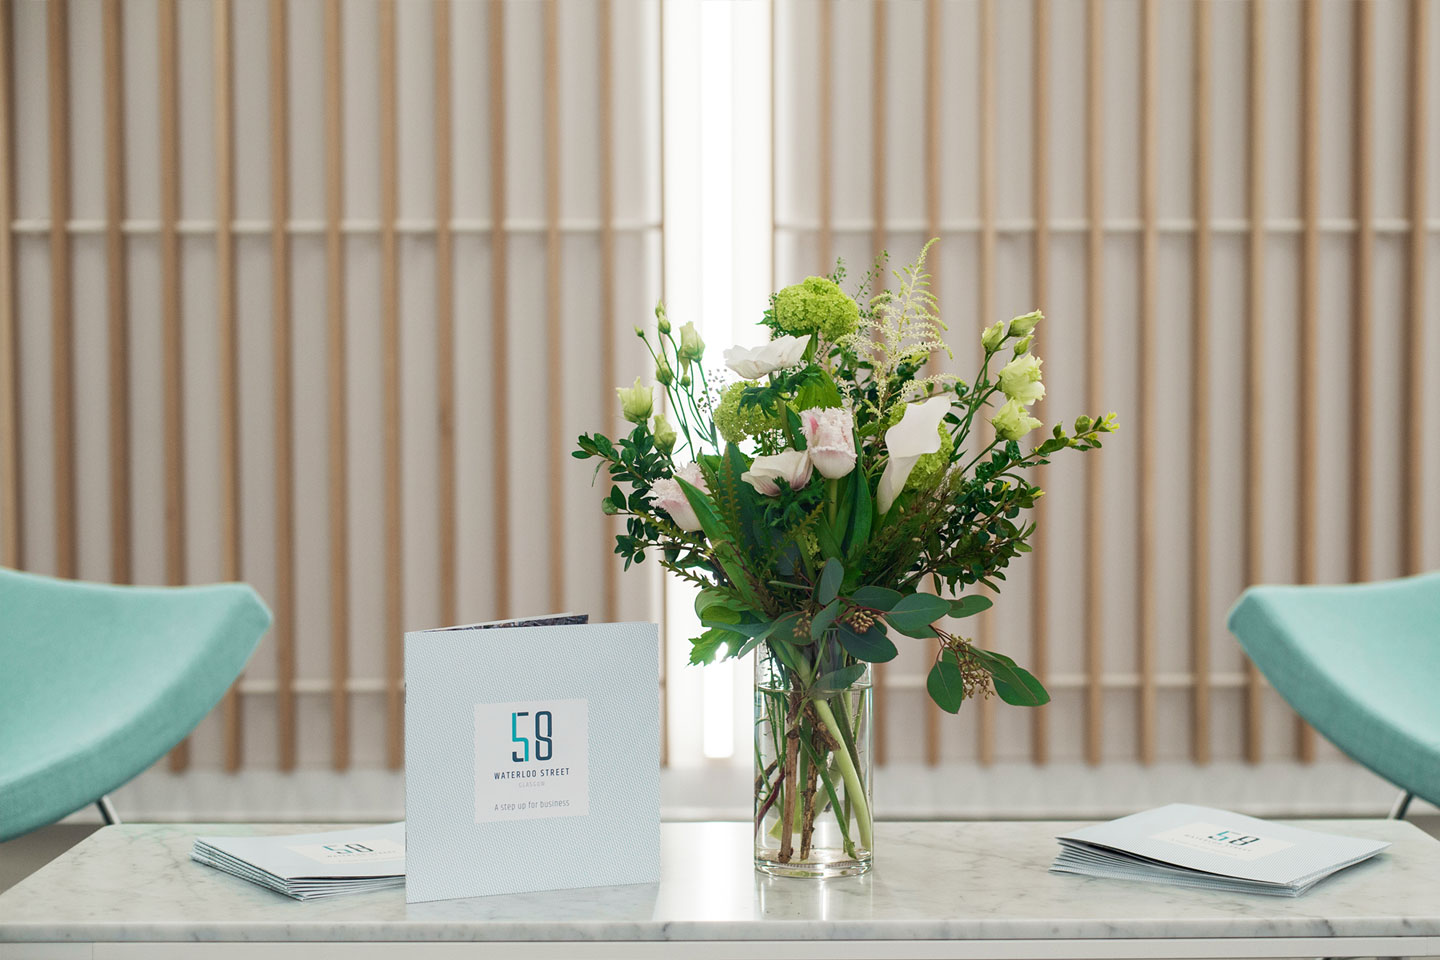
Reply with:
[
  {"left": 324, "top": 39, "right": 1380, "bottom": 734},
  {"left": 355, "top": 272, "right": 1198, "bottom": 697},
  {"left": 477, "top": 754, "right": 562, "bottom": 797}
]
[{"left": 723, "top": 335, "right": 809, "bottom": 380}]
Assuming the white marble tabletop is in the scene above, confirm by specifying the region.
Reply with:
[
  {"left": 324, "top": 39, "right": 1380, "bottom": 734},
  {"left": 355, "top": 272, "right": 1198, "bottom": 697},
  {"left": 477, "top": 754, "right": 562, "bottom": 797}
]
[{"left": 1, "top": 820, "right": 1438, "bottom": 945}]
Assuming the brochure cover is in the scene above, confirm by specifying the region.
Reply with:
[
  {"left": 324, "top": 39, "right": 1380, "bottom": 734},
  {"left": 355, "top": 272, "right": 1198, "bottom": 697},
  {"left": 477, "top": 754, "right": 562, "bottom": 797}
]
[
  {"left": 404, "top": 616, "right": 662, "bottom": 902},
  {"left": 1052, "top": 803, "right": 1390, "bottom": 896},
  {"left": 192, "top": 823, "right": 405, "bottom": 900}
]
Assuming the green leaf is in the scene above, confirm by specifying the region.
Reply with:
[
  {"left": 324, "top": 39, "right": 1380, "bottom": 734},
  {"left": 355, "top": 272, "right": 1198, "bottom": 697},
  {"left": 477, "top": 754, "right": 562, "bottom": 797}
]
[
  {"left": 810, "top": 599, "right": 840, "bottom": 641},
  {"left": 926, "top": 653, "right": 965, "bottom": 713},
  {"left": 700, "top": 617, "right": 774, "bottom": 639},
  {"left": 815, "top": 516, "right": 844, "bottom": 560},
  {"left": 975, "top": 649, "right": 1050, "bottom": 706},
  {"left": 812, "top": 663, "right": 866, "bottom": 693},
  {"left": 834, "top": 622, "right": 898, "bottom": 663},
  {"left": 843, "top": 457, "right": 873, "bottom": 561},
  {"left": 884, "top": 593, "right": 952, "bottom": 634},
  {"left": 688, "top": 630, "right": 731, "bottom": 665},
  {"left": 795, "top": 370, "right": 844, "bottom": 411},
  {"left": 694, "top": 588, "right": 745, "bottom": 621},
  {"left": 849, "top": 585, "right": 903, "bottom": 611},
  {"left": 817, "top": 558, "right": 844, "bottom": 605},
  {"left": 949, "top": 595, "right": 993, "bottom": 619}
]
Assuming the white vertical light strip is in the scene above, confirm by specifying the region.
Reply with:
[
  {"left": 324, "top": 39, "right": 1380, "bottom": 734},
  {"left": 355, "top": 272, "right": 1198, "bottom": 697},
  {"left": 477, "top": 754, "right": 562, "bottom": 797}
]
[{"left": 663, "top": 0, "right": 773, "bottom": 763}]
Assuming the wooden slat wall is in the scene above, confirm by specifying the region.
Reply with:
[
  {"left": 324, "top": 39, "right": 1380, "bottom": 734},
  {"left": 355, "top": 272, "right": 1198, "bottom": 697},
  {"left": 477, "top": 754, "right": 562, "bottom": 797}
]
[
  {"left": 771, "top": 0, "right": 1438, "bottom": 767},
  {"left": 4, "top": 0, "right": 661, "bottom": 774}
]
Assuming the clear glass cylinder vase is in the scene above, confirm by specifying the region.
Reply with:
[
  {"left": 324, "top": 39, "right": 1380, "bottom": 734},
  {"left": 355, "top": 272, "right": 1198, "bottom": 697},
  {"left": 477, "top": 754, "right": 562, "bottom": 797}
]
[{"left": 753, "top": 636, "right": 873, "bottom": 878}]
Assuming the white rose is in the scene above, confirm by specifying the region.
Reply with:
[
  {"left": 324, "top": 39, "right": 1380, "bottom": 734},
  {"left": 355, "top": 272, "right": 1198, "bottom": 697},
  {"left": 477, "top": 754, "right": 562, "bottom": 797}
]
[
  {"left": 649, "top": 461, "right": 709, "bottom": 532},
  {"left": 878, "top": 396, "right": 953, "bottom": 515},
  {"left": 742, "top": 449, "right": 814, "bottom": 497},
  {"left": 723, "top": 335, "right": 809, "bottom": 380},
  {"left": 800, "top": 407, "right": 857, "bottom": 479}
]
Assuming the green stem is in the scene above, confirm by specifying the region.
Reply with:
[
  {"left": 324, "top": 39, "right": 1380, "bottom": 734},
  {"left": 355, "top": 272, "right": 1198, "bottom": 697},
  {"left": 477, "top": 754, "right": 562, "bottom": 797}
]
[{"left": 810, "top": 698, "right": 873, "bottom": 851}]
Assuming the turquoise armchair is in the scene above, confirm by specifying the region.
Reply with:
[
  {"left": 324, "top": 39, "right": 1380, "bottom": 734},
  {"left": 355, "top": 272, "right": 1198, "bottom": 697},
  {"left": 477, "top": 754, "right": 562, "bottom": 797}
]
[
  {"left": 0, "top": 568, "right": 271, "bottom": 841},
  {"left": 1227, "top": 571, "right": 1440, "bottom": 813}
]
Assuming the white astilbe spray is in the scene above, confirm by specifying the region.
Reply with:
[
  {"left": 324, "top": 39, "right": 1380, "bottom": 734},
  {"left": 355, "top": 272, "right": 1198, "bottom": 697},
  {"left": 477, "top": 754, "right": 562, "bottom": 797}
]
[{"left": 840, "top": 239, "right": 953, "bottom": 419}]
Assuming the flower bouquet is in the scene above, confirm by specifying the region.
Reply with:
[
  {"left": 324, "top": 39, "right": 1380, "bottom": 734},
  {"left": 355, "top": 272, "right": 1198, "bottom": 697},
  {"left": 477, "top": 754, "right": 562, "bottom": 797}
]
[{"left": 574, "top": 243, "right": 1115, "bottom": 877}]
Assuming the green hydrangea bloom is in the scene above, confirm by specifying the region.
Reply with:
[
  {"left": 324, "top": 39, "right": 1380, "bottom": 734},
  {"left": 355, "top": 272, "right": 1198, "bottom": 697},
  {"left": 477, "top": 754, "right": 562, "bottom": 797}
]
[
  {"left": 713, "top": 382, "right": 782, "bottom": 444},
  {"left": 773, "top": 276, "right": 860, "bottom": 340},
  {"left": 883, "top": 402, "right": 954, "bottom": 492}
]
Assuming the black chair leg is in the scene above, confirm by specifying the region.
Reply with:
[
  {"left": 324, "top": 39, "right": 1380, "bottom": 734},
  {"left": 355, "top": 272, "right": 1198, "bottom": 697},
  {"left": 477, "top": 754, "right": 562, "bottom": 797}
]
[{"left": 95, "top": 794, "right": 120, "bottom": 825}]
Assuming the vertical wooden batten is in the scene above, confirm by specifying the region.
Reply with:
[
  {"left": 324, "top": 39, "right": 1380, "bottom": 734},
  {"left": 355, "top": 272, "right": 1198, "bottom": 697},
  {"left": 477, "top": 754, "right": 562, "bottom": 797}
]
[
  {"left": 48, "top": 0, "right": 75, "bottom": 581},
  {"left": 1242, "top": 0, "right": 1266, "bottom": 765},
  {"left": 159, "top": 0, "right": 190, "bottom": 771},
  {"left": 544, "top": 0, "right": 563, "bottom": 613},
  {"left": 434, "top": 0, "right": 457, "bottom": 631},
  {"left": 1030, "top": 0, "right": 1051, "bottom": 767},
  {"left": 1404, "top": 0, "right": 1428, "bottom": 576},
  {"left": 213, "top": 0, "right": 244, "bottom": 771},
  {"left": 870, "top": 0, "right": 888, "bottom": 766},
  {"left": 487, "top": 0, "right": 510, "bottom": 620},
  {"left": 0, "top": 0, "right": 16, "bottom": 572},
  {"left": 323, "top": 0, "right": 351, "bottom": 771},
  {"left": 818, "top": 0, "right": 833, "bottom": 273},
  {"left": 269, "top": 0, "right": 297, "bottom": 771},
  {"left": 598, "top": 0, "right": 618, "bottom": 624},
  {"left": 1350, "top": 0, "right": 1373, "bottom": 587},
  {"left": 379, "top": 0, "right": 403, "bottom": 771},
  {"left": 1136, "top": 0, "right": 1157, "bottom": 766},
  {"left": 922, "top": 0, "right": 941, "bottom": 768},
  {"left": 1083, "top": 0, "right": 1105, "bottom": 767},
  {"left": 976, "top": 0, "right": 996, "bottom": 768},
  {"left": 1296, "top": 0, "right": 1320, "bottom": 764},
  {"left": 104, "top": 0, "right": 129, "bottom": 587},
  {"left": 1190, "top": 0, "right": 1213, "bottom": 766}
]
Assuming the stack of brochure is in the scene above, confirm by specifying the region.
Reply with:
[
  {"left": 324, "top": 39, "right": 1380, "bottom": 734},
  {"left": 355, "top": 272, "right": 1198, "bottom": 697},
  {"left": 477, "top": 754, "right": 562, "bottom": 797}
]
[
  {"left": 1051, "top": 803, "right": 1389, "bottom": 897},
  {"left": 192, "top": 823, "right": 405, "bottom": 900}
]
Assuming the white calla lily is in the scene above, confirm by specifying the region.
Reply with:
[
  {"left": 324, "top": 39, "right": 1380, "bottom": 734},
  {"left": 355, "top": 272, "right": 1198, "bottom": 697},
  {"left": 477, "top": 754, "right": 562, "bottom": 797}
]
[
  {"left": 723, "top": 335, "right": 809, "bottom": 380},
  {"left": 877, "top": 396, "right": 953, "bottom": 515}
]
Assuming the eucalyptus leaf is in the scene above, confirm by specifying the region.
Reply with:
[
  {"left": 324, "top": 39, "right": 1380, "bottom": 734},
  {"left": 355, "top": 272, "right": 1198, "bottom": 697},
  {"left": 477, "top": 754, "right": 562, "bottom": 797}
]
[
  {"left": 810, "top": 599, "right": 840, "bottom": 642},
  {"left": 850, "top": 585, "right": 902, "bottom": 611},
  {"left": 883, "top": 593, "right": 951, "bottom": 634},
  {"left": 834, "top": 622, "right": 898, "bottom": 663},
  {"left": 975, "top": 649, "right": 1050, "bottom": 706},
  {"left": 818, "top": 558, "right": 844, "bottom": 605},
  {"left": 949, "top": 595, "right": 993, "bottom": 619},
  {"left": 812, "top": 663, "right": 866, "bottom": 693},
  {"left": 926, "top": 654, "right": 965, "bottom": 713}
]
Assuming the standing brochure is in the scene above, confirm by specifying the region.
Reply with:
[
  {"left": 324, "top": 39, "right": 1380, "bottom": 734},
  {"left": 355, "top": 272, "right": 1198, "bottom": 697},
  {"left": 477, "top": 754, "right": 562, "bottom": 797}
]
[
  {"left": 191, "top": 823, "right": 405, "bottom": 900},
  {"left": 1051, "top": 803, "right": 1390, "bottom": 896},
  {"left": 404, "top": 615, "right": 662, "bottom": 903}
]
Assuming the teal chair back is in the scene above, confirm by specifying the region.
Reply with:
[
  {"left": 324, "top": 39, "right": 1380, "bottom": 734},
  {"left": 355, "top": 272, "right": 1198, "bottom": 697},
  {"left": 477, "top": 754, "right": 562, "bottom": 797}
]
[
  {"left": 0, "top": 568, "right": 271, "bottom": 841},
  {"left": 1228, "top": 571, "right": 1440, "bottom": 808}
]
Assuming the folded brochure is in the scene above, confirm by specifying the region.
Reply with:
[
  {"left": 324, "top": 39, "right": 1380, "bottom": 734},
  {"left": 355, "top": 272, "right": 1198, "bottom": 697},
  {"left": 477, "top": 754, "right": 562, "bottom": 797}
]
[
  {"left": 192, "top": 824, "right": 405, "bottom": 901},
  {"left": 1051, "top": 803, "right": 1389, "bottom": 896}
]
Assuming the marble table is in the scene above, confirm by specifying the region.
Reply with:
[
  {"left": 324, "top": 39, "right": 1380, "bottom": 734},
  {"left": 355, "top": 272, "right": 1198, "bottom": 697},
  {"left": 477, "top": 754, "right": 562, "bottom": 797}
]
[{"left": 2, "top": 820, "right": 1438, "bottom": 959}]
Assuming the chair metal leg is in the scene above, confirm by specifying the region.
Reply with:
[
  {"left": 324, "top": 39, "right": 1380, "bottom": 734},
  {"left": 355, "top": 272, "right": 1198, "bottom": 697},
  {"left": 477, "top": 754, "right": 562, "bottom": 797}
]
[
  {"left": 95, "top": 794, "right": 120, "bottom": 825},
  {"left": 1388, "top": 789, "right": 1414, "bottom": 820}
]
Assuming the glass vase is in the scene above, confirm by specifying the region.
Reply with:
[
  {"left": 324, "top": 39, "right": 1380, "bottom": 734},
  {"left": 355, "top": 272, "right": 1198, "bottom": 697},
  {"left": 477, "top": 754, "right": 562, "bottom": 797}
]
[{"left": 753, "top": 636, "right": 873, "bottom": 878}]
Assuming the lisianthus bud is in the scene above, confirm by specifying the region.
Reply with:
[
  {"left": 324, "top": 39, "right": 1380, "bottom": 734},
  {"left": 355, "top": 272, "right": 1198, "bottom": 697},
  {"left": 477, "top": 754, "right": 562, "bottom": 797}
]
[
  {"left": 656, "top": 301, "right": 672, "bottom": 334},
  {"left": 997, "top": 354, "right": 1045, "bottom": 406},
  {"left": 634, "top": 325, "right": 645, "bottom": 338},
  {"left": 616, "top": 377, "right": 654, "bottom": 423},
  {"left": 1009, "top": 309, "right": 1042, "bottom": 337},
  {"left": 981, "top": 320, "right": 1008, "bottom": 352},
  {"left": 652, "top": 413, "right": 677, "bottom": 454},
  {"left": 656, "top": 358, "right": 674, "bottom": 385},
  {"left": 678, "top": 321, "right": 705, "bottom": 364},
  {"left": 1013, "top": 335, "right": 1033, "bottom": 356},
  {"left": 680, "top": 373, "right": 692, "bottom": 387},
  {"left": 991, "top": 397, "right": 1043, "bottom": 441}
]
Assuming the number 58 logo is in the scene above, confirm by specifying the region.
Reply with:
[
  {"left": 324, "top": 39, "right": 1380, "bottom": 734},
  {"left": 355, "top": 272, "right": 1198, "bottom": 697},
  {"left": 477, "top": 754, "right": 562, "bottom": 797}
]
[{"left": 510, "top": 710, "right": 553, "bottom": 762}]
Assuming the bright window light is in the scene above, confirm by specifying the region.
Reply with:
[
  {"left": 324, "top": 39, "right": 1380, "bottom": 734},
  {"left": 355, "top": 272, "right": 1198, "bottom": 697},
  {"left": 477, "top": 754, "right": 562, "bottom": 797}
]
[{"left": 663, "top": 0, "right": 772, "bottom": 764}]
